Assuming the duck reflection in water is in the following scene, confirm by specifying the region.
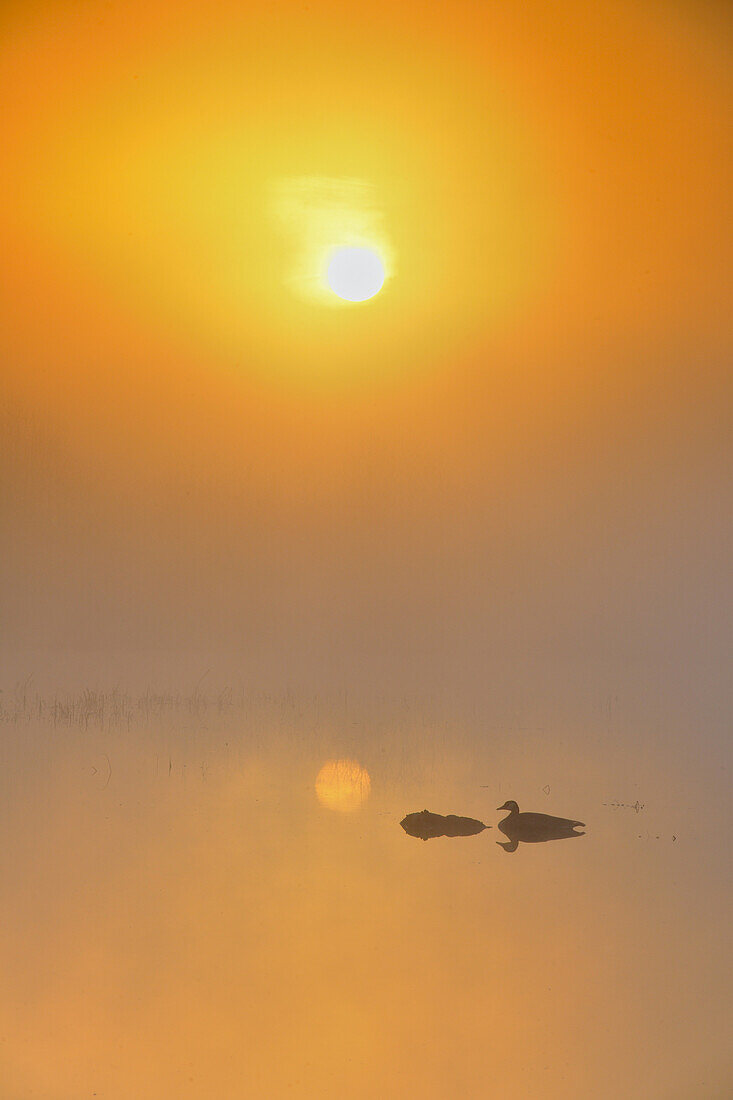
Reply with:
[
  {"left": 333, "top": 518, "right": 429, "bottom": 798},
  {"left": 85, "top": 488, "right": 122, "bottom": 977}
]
[
  {"left": 401, "top": 809, "right": 489, "bottom": 841},
  {"left": 496, "top": 800, "right": 585, "bottom": 852}
]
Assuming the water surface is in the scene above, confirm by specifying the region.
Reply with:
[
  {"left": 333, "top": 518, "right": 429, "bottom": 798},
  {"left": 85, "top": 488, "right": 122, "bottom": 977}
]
[{"left": 1, "top": 685, "right": 730, "bottom": 1099}]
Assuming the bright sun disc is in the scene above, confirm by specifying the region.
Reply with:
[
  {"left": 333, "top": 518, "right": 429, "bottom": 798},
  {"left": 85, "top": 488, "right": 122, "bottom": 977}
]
[{"left": 327, "top": 247, "right": 385, "bottom": 302}]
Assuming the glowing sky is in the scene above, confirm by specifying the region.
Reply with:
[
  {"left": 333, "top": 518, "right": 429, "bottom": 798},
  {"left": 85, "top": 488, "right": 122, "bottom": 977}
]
[
  {"left": 0, "top": 0, "right": 729, "bottom": 673},
  {"left": 1, "top": 0, "right": 730, "bottom": 668},
  {"left": 3, "top": 0, "right": 728, "bottom": 393}
]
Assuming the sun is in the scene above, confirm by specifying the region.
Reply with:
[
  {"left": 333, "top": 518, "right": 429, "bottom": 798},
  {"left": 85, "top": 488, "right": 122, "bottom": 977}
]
[{"left": 326, "top": 246, "right": 385, "bottom": 302}]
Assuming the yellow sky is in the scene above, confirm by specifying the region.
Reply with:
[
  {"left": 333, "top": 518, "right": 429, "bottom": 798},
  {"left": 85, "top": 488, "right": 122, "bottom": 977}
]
[
  {"left": 3, "top": 0, "right": 729, "bottom": 398},
  {"left": 1, "top": 0, "right": 731, "bottom": 657}
]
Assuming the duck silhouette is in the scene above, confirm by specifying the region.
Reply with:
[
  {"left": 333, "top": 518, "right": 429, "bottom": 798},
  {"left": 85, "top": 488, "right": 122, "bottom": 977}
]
[
  {"left": 496, "top": 800, "right": 585, "bottom": 853},
  {"left": 401, "top": 809, "right": 489, "bottom": 841}
]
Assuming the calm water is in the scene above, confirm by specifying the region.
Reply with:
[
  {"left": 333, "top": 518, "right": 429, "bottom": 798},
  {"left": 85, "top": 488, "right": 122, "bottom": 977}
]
[{"left": 1, "top": 685, "right": 730, "bottom": 1099}]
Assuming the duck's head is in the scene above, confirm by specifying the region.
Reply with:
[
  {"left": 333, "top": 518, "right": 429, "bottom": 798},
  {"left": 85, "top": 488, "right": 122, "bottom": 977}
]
[{"left": 497, "top": 800, "right": 519, "bottom": 813}]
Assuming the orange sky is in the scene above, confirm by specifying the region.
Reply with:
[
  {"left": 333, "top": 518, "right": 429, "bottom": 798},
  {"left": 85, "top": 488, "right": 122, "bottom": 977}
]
[{"left": 1, "top": 0, "right": 731, "bottom": 672}]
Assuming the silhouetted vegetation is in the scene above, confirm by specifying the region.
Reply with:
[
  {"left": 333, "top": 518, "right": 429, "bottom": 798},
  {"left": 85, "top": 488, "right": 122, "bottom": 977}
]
[{"left": 401, "top": 809, "right": 488, "bottom": 841}]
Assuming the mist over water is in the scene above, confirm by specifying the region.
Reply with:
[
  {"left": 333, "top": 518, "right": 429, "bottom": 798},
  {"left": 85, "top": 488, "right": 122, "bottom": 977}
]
[{"left": 1, "top": 671, "right": 730, "bottom": 1099}]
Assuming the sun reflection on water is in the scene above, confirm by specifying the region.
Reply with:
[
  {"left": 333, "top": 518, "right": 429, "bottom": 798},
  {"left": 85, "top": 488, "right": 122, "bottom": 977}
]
[{"left": 315, "top": 758, "right": 371, "bottom": 812}]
